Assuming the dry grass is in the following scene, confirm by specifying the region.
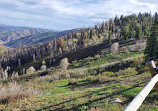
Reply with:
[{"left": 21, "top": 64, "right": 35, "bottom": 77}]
[
  {"left": 68, "top": 78, "right": 79, "bottom": 85},
  {"left": 116, "top": 68, "right": 136, "bottom": 75},
  {"left": 102, "top": 71, "right": 116, "bottom": 77},
  {"left": 88, "top": 107, "right": 104, "bottom": 111},
  {"left": 0, "top": 82, "right": 41, "bottom": 104},
  {"left": 0, "top": 92, "right": 33, "bottom": 104},
  {"left": 96, "top": 75, "right": 112, "bottom": 83}
]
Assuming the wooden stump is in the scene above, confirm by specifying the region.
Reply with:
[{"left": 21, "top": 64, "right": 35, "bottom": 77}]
[{"left": 148, "top": 60, "right": 158, "bottom": 93}]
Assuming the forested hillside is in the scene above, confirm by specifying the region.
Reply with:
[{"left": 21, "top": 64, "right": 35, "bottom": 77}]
[
  {"left": 5, "top": 28, "right": 81, "bottom": 48},
  {"left": 0, "top": 12, "right": 158, "bottom": 110},
  {"left": 0, "top": 24, "right": 50, "bottom": 44},
  {"left": 0, "top": 12, "right": 156, "bottom": 79}
]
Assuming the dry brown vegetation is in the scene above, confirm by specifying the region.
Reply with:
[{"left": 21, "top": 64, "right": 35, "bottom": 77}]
[{"left": 0, "top": 82, "right": 41, "bottom": 104}]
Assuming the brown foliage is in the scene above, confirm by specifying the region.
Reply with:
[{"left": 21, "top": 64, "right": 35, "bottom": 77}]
[
  {"left": 0, "top": 92, "right": 33, "bottom": 104},
  {"left": 59, "top": 37, "right": 65, "bottom": 50}
]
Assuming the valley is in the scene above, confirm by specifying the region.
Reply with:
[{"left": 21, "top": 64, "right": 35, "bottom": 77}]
[{"left": 0, "top": 12, "right": 158, "bottom": 111}]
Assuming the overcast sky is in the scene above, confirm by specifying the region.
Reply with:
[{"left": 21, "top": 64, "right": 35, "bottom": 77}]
[{"left": 0, "top": 0, "right": 158, "bottom": 30}]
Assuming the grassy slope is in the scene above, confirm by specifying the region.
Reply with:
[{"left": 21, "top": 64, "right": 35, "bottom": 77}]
[
  {"left": 0, "top": 52, "right": 158, "bottom": 111},
  {"left": 0, "top": 44, "right": 7, "bottom": 53}
]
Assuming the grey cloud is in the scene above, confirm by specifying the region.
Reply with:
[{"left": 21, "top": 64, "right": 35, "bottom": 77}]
[{"left": 0, "top": 0, "right": 157, "bottom": 30}]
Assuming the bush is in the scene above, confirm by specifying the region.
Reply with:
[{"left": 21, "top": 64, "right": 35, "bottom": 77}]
[
  {"left": 68, "top": 78, "right": 78, "bottom": 85},
  {"left": 85, "top": 76, "right": 97, "bottom": 82},
  {"left": 0, "top": 93, "right": 33, "bottom": 104},
  {"left": 95, "top": 54, "right": 101, "bottom": 59},
  {"left": 52, "top": 74, "right": 60, "bottom": 81},
  {"left": 102, "top": 71, "right": 116, "bottom": 77},
  {"left": 60, "top": 58, "right": 69, "bottom": 71},
  {"left": 70, "top": 70, "right": 86, "bottom": 78},
  {"left": 96, "top": 75, "right": 112, "bottom": 83},
  {"left": 35, "top": 75, "right": 53, "bottom": 83},
  {"left": 42, "top": 61, "right": 46, "bottom": 65},
  {"left": 40, "top": 65, "right": 47, "bottom": 70},
  {"left": 61, "top": 73, "right": 70, "bottom": 79},
  {"left": 110, "top": 42, "right": 119, "bottom": 54},
  {"left": 116, "top": 68, "right": 136, "bottom": 75},
  {"left": 0, "top": 82, "right": 41, "bottom": 103},
  {"left": 26, "top": 66, "right": 36, "bottom": 74},
  {"left": 132, "top": 58, "right": 144, "bottom": 67},
  {"left": 120, "top": 46, "right": 129, "bottom": 53},
  {"left": 138, "top": 66, "right": 149, "bottom": 73}
]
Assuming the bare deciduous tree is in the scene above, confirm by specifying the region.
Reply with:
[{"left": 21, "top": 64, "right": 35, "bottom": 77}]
[
  {"left": 60, "top": 58, "right": 69, "bottom": 71},
  {"left": 110, "top": 42, "right": 119, "bottom": 54}
]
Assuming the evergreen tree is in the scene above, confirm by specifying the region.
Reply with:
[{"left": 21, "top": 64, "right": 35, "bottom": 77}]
[
  {"left": 101, "top": 22, "right": 105, "bottom": 33},
  {"left": 109, "top": 19, "right": 114, "bottom": 33},
  {"left": 122, "top": 26, "right": 129, "bottom": 40},
  {"left": 153, "top": 18, "right": 158, "bottom": 58},
  {"left": 114, "top": 15, "right": 119, "bottom": 25},
  {"left": 129, "top": 27, "right": 135, "bottom": 39},
  {"left": 144, "top": 18, "right": 158, "bottom": 58},
  {"left": 155, "top": 12, "right": 158, "bottom": 18},
  {"left": 135, "top": 25, "right": 142, "bottom": 40},
  {"left": 90, "top": 29, "right": 95, "bottom": 38}
]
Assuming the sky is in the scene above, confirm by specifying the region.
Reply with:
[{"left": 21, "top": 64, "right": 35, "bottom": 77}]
[{"left": 0, "top": 0, "right": 158, "bottom": 31}]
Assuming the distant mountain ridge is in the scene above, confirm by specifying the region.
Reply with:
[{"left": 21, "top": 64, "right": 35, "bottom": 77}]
[
  {"left": 4, "top": 28, "right": 81, "bottom": 48},
  {"left": 0, "top": 24, "right": 81, "bottom": 48},
  {"left": 0, "top": 24, "right": 52, "bottom": 43}
]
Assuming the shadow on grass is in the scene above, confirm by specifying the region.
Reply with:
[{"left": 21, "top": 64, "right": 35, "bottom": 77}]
[
  {"left": 66, "top": 79, "right": 118, "bottom": 91},
  {"left": 37, "top": 82, "right": 145, "bottom": 111}
]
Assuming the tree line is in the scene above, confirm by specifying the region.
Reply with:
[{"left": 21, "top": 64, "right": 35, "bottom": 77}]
[{"left": 0, "top": 12, "right": 158, "bottom": 77}]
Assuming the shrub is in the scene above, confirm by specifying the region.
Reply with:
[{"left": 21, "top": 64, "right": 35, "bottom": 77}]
[
  {"left": 0, "top": 82, "right": 41, "bottom": 104},
  {"left": 95, "top": 54, "right": 101, "bottom": 59},
  {"left": 68, "top": 78, "right": 78, "bottom": 85},
  {"left": 35, "top": 75, "right": 53, "bottom": 83},
  {"left": 120, "top": 46, "right": 129, "bottom": 53},
  {"left": 110, "top": 42, "right": 119, "bottom": 54},
  {"left": 0, "top": 93, "right": 33, "bottom": 104},
  {"left": 26, "top": 66, "right": 36, "bottom": 74},
  {"left": 85, "top": 76, "right": 97, "bottom": 82},
  {"left": 116, "top": 68, "right": 136, "bottom": 75},
  {"left": 52, "top": 74, "right": 60, "bottom": 81},
  {"left": 61, "top": 73, "right": 70, "bottom": 79},
  {"left": 132, "top": 58, "right": 144, "bottom": 68},
  {"left": 42, "top": 61, "right": 46, "bottom": 65},
  {"left": 60, "top": 58, "right": 69, "bottom": 71},
  {"left": 40, "top": 65, "right": 47, "bottom": 70},
  {"left": 102, "top": 71, "right": 116, "bottom": 77},
  {"left": 138, "top": 66, "right": 149, "bottom": 73},
  {"left": 96, "top": 75, "right": 112, "bottom": 83}
]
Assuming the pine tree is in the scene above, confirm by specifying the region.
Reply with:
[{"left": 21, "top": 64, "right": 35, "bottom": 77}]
[
  {"left": 101, "top": 22, "right": 105, "bottom": 33},
  {"left": 109, "top": 19, "right": 114, "bottom": 32},
  {"left": 129, "top": 27, "right": 135, "bottom": 39},
  {"left": 144, "top": 18, "right": 158, "bottom": 58},
  {"left": 122, "top": 25, "right": 129, "bottom": 40},
  {"left": 135, "top": 25, "right": 142, "bottom": 40},
  {"left": 153, "top": 18, "right": 158, "bottom": 58},
  {"left": 90, "top": 29, "right": 95, "bottom": 38},
  {"left": 114, "top": 15, "right": 119, "bottom": 25}
]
